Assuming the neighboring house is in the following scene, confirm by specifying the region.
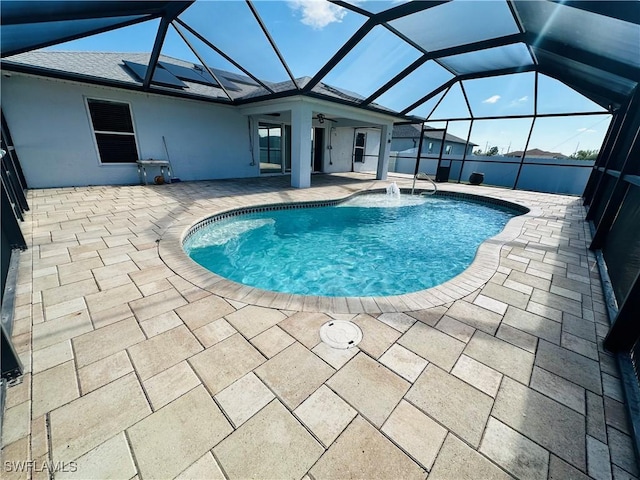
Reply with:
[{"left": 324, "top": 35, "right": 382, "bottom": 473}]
[
  {"left": 391, "top": 124, "right": 476, "bottom": 156},
  {"left": 504, "top": 148, "right": 569, "bottom": 159}
]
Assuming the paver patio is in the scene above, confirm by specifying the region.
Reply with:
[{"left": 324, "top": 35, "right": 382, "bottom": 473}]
[{"left": 1, "top": 172, "right": 637, "bottom": 479}]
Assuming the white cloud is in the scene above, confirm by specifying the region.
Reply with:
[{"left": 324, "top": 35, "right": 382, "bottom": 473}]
[
  {"left": 482, "top": 95, "right": 501, "bottom": 104},
  {"left": 517, "top": 96, "right": 528, "bottom": 102},
  {"left": 577, "top": 128, "right": 597, "bottom": 133},
  {"left": 288, "top": 0, "right": 347, "bottom": 30}
]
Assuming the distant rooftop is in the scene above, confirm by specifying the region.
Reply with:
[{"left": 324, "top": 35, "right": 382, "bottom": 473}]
[
  {"left": 505, "top": 148, "right": 569, "bottom": 159},
  {"left": 392, "top": 124, "right": 477, "bottom": 146}
]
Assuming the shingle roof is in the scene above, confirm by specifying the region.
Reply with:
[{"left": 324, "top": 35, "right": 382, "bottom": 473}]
[
  {"left": 505, "top": 148, "right": 569, "bottom": 159},
  {"left": 1, "top": 51, "right": 240, "bottom": 100},
  {"left": 392, "top": 124, "right": 477, "bottom": 146},
  {"left": 1, "top": 50, "right": 402, "bottom": 116}
]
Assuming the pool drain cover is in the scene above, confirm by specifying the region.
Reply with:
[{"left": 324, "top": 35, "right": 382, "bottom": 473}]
[{"left": 319, "top": 320, "right": 362, "bottom": 349}]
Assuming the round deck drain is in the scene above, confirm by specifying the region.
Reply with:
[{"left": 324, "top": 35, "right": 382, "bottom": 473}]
[{"left": 319, "top": 320, "right": 362, "bottom": 349}]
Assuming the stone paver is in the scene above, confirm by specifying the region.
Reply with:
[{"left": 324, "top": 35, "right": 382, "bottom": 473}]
[
  {"left": 480, "top": 417, "right": 550, "bottom": 480},
  {"left": 382, "top": 400, "right": 447, "bottom": 471},
  {"left": 175, "top": 452, "right": 225, "bottom": 480},
  {"left": 530, "top": 366, "right": 586, "bottom": 414},
  {"left": 379, "top": 343, "right": 428, "bottom": 382},
  {"left": 192, "top": 317, "right": 237, "bottom": 348},
  {"left": 278, "top": 311, "right": 332, "bottom": 348},
  {"left": 493, "top": 377, "right": 586, "bottom": 470},
  {"left": 32, "top": 309, "right": 92, "bottom": 350},
  {"left": 435, "top": 315, "right": 475, "bottom": 343},
  {"left": 77, "top": 350, "right": 133, "bottom": 394},
  {"left": 377, "top": 312, "right": 416, "bottom": 333},
  {"left": 548, "top": 455, "right": 590, "bottom": 480},
  {"left": 255, "top": 342, "right": 334, "bottom": 409},
  {"left": 446, "top": 300, "right": 502, "bottom": 335},
  {"left": 128, "top": 325, "right": 203, "bottom": 380},
  {"left": 607, "top": 426, "right": 639, "bottom": 476},
  {"left": 214, "top": 400, "right": 323, "bottom": 480},
  {"left": 129, "top": 288, "right": 187, "bottom": 321},
  {"left": 503, "top": 306, "right": 561, "bottom": 344},
  {"left": 328, "top": 352, "right": 409, "bottom": 428},
  {"left": 496, "top": 323, "right": 538, "bottom": 353},
  {"left": 175, "top": 295, "right": 235, "bottom": 330},
  {"left": 351, "top": 313, "right": 401, "bottom": 359},
  {"left": 294, "top": 384, "right": 357, "bottom": 447},
  {"left": 143, "top": 361, "right": 201, "bottom": 410},
  {"left": 464, "top": 330, "right": 534, "bottom": 384},
  {"left": 73, "top": 317, "right": 145, "bottom": 367},
  {"left": 311, "top": 342, "right": 358, "bottom": 369},
  {"left": 406, "top": 364, "right": 493, "bottom": 447},
  {"left": 139, "top": 311, "right": 183, "bottom": 338},
  {"left": 451, "top": 354, "right": 502, "bottom": 397},
  {"left": 225, "top": 305, "right": 286, "bottom": 339},
  {"left": 49, "top": 373, "right": 150, "bottom": 463},
  {"left": 215, "top": 372, "right": 274, "bottom": 427},
  {"left": 128, "top": 385, "right": 232, "bottom": 479},
  {"left": 2, "top": 400, "right": 30, "bottom": 446},
  {"left": 32, "top": 340, "right": 73, "bottom": 373},
  {"left": 32, "top": 361, "right": 79, "bottom": 418},
  {"left": 250, "top": 325, "right": 295, "bottom": 358},
  {"left": 587, "top": 435, "right": 612, "bottom": 480},
  {"left": 535, "top": 339, "right": 602, "bottom": 394},
  {"left": 190, "top": 333, "right": 265, "bottom": 396},
  {"left": 56, "top": 432, "right": 136, "bottom": 480},
  {"left": 6, "top": 175, "right": 630, "bottom": 479},
  {"left": 430, "top": 434, "right": 513, "bottom": 480},
  {"left": 310, "top": 416, "right": 426, "bottom": 480},
  {"left": 398, "top": 322, "right": 465, "bottom": 371}
]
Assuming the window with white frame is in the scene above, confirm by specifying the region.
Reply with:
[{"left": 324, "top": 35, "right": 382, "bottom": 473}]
[
  {"left": 445, "top": 144, "right": 452, "bottom": 154},
  {"left": 86, "top": 98, "right": 138, "bottom": 163}
]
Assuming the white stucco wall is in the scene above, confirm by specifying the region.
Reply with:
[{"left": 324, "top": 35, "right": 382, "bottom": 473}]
[
  {"left": 2, "top": 74, "right": 257, "bottom": 188},
  {"left": 324, "top": 127, "right": 355, "bottom": 174}
]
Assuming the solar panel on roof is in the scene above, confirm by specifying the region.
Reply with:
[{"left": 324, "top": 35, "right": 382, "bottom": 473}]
[
  {"left": 201, "top": 69, "right": 241, "bottom": 92},
  {"left": 122, "top": 60, "right": 186, "bottom": 88},
  {"left": 158, "top": 61, "right": 219, "bottom": 87}
]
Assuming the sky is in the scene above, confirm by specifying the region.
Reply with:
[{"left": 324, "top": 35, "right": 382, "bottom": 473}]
[{"left": 45, "top": 0, "right": 611, "bottom": 156}]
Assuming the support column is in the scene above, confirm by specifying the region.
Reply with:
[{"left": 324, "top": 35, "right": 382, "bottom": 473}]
[
  {"left": 290, "top": 103, "right": 312, "bottom": 188},
  {"left": 376, "top": 123, "right": 392, "bottom": 180}
]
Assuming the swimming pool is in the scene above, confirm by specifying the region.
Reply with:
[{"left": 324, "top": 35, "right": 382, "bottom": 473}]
[{"left": 183, "top": 191, "right": 525, "bottom": 297}]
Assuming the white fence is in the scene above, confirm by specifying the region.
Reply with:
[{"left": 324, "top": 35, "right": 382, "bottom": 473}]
[{"left": 389, "top": 152, "right": 594, "bottom": 195}]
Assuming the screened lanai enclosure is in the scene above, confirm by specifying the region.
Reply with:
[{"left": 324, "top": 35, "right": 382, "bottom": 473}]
[{"left": 1, "top": 0, "right": 640, "bottom": 471}]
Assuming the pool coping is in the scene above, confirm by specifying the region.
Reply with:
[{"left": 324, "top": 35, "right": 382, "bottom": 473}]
[{"left": 158, "top": 187, "right": 542, "bottom": 314}]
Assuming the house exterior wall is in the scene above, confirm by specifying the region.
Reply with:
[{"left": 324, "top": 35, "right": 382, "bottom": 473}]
[
  {"left": 391, "top": 137, "right": 473, "bottom": 156},
  {"left": 323, "top": 127, "right": 354, "bottom": 174},
  {"left": 2, "top": 74, "right": 256, "bottom": 188}
]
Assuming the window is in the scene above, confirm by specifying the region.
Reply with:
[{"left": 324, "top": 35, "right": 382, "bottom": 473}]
[
  {"left": 427, "top": 142, "right": 433, "bottom": 154},
  {"left": 87, "top": 98, "right": 138, "bottom": 163},
  {"left": 445, "top": 145, "right": 452, "bottom": 154},
  {"left": 259, "top": 123, "right": 284, "bottom": 174},
  {"left": 354, "top": 132, "right": 366, "bottom": 163}
]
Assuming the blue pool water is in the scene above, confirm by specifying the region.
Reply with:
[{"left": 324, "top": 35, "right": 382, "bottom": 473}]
[{"left": 184, "top": 194, "right": 520, "bottom": 297}]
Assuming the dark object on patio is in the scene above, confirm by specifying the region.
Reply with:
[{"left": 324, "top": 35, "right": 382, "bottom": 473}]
[
  {"left": 435, "top": 166, "right": 451, "bottom": 183},
  {"left": 469, "top": 172, "right": 484, "bottom": 185}
]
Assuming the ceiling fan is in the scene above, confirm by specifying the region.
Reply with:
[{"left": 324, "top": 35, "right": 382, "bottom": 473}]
[{"left": 313, "top": 113, "right": 338, "bottom": 124}]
